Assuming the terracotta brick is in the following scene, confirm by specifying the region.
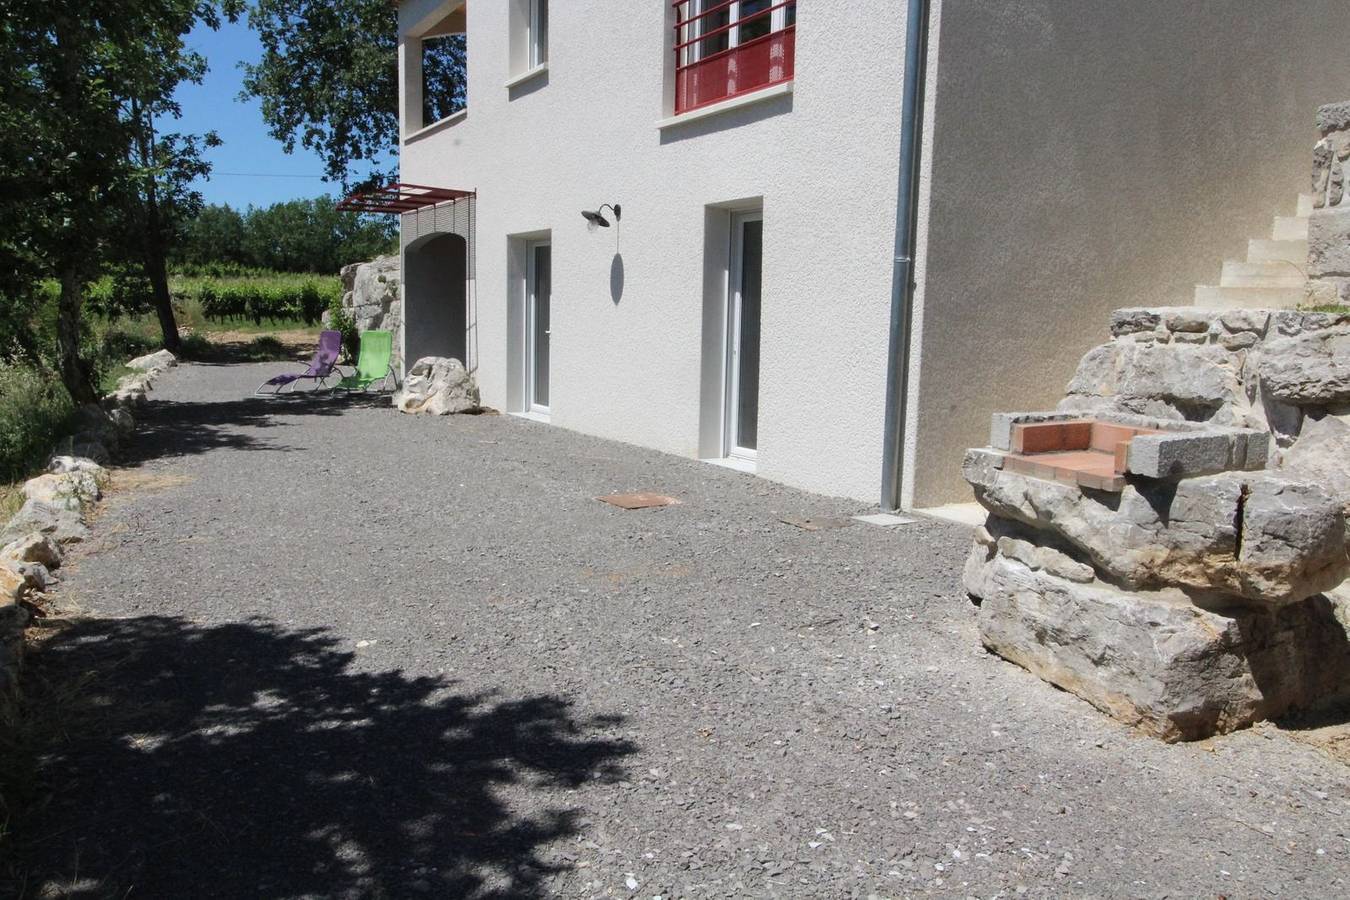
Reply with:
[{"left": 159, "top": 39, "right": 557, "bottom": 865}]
[{"left": 1013, "top": 420, "right": 1091, "bottom": 454}]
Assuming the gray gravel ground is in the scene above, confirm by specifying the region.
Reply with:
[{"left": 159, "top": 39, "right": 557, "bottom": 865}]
[{"left": 18, "top": 361, "right": 1350, "bottom": 898}]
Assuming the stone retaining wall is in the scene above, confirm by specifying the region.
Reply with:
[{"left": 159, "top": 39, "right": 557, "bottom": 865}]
[
  {"left": 0, "top": 349, "right": 176, "bottom": 707},
  {"left": 964, "top": 306, "right": 1350, "bottom": 741}
]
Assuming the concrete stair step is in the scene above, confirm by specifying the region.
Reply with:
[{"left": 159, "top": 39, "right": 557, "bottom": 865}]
[
  {"left": 1272, "top": 216, "right": 1309, "bottom": 241},
  {"left": 1298, "top": 192, "right": 1318, "bottom": 217},
  {"left": 1248, "top": 238, "right": 1308, "bottom": 266},
  {"left": 1194, "top": 284, "right": 1305, "bottom": 309},
  {"left": 1219, "top": 259, "right": 1307, "bottom": 287}
]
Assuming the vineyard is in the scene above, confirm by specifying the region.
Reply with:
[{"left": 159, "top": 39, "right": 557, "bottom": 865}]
[{"left": 174, "top": 273, "right": 340, "bottom": 325}]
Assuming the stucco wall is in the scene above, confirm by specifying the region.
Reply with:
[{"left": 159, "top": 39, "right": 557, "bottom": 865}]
[
  {"left": 400, "top": 0, "right": 908, "bottom": 502},
  {"left": 907, "top": 0, "right": 1350, "bottom": 508}
]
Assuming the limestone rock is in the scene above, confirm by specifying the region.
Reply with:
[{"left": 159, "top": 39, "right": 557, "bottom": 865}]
[
  {"left": 394, "top": 356, "right": 480, "bottom": 416},
  {"left": 126, "top": 349, "right": 177, "bottom": 373},
  {"left": 0, "top": 500, "right": 89, "bottom": 547},
  {"left": 340, "top": 255, "right": 403, "bottom": 371},
  {"left": 0, "top": 560, "right": 49, "bottom": 601},
  {"left": 23, "top": 473, "right": 95, "bottom": 511},
  {"left": 964, "top": 450, "right": 1349, "bottom": 604},
  {"left": 1164, "top": 309, "right": 1214, "bottom": 333},
  {"left": 1117, "top": 343, "right": 1240, "bottom": 409},
  {"left": 1317, "top": 100, "right": 1350, "bottom": 135},
  {"left": 1260, "top": 327, "right": 1350, "bottom": 405},
  {"left": 1063, "top": 339, "right": 1245, "bottom": 420},
  {"left": 1109, "top": 309, "right": 1162, "bottom": 336},
  {"left": 0, "top": 533, "right": 62, "bottom": 569},
  {"left": 969, "top": 551, "right": 1350, "bottom": 742},
  {"left": 0, "top": 567, "right": 24, "bottom": 603},
  {"left": 1220, "top": 309, "right": 1271, "bottom": 335},
  {"left": 49, "top": 455, "right": 108, "bottom": 481},
  {"left": 1280, "top": 410, "right": 1350, "bottom": 511},
  {"left": 107, "top": 406, "right": 135, "bottom": 437}
]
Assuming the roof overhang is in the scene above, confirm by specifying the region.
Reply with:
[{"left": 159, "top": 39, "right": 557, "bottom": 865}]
[{"left": 336, "top": 183, "right": 474, "bottom": 215}]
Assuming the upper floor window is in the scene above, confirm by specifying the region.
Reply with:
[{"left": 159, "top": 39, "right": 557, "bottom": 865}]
[
  {"left": 509, "top": 0, "right": 549, "bottom": 81},
  {"left": 529, "top": 0, "right": 549, "bottom": 68},
  {"left": 673, "top": 0, "right": 796, "bottom": 114}
]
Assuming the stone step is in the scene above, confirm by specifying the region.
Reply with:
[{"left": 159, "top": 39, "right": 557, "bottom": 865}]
[
  {"left": 1297, "top": 192, "right": 1318, "bottom": 217},
  {"left": 1219, "top": 259, "right": 1307, "bottom": 287},
  {"left": 1193, "top": 284, "right": 1306, "bottom": 309},
  {"left": 1247, "top": 238, "right": 1308, "bottom": 266},
  {"left": 1271, "top": 215, "right": 1309, "bottom": 241}
]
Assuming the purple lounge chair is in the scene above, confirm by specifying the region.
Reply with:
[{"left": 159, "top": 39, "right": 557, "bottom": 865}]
[{"left": 255, "top": 330, "right": 343, "bottom": 394}]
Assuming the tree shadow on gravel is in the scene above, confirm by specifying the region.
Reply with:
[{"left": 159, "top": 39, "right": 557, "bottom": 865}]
[
  {"left": 120, "top": 393, "right": 394, "bottom": 466},
  {"left": 4, "top": 615, "right": 634, "bottom": 899}
]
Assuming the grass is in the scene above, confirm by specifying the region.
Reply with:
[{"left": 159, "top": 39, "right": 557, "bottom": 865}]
[
  {"left": 0, "top": 363, "right": 75, "bottom": 486},
  {"left": 0, "top": 483, "right": 23, "bottom": 521}
]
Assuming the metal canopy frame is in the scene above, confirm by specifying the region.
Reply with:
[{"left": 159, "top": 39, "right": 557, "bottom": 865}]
[{"left": 336, "top": 183, "right": 474, "bottom": 215}]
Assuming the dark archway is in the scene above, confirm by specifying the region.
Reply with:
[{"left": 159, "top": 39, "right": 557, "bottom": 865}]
[{"left": 404, "top": 232, "right": 468, "bottom": 371}]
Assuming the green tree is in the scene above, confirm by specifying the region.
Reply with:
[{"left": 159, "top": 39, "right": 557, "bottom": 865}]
[
  {"left": 0, "top": 1, "right": 232, "bottom": 401},
  {"left": 174, "top": 203, "right": 249, "bottom": 270},
  {"left": 240, "top": 0, "right": 466, "bottom": 186},
  {"left": 241, "top": 197, "right": 395, "bottom": 273}
]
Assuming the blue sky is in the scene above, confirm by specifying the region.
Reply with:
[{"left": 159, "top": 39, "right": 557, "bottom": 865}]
[{"left": 171, "top": 19, "right": 366, "bottom": 210}]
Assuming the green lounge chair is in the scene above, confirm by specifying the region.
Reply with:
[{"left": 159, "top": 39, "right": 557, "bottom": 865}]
[{"left": 335, "top": 330, "right": 397, "bottom": 392}]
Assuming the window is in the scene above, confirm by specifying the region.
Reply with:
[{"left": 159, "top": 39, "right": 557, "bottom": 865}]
[
  {"left": 529, "top": 0, "right": 548, "bottom": 68},
  {"left": 673, "top": 0, "right": 796, "bottom": 114},
  {"left": 726, "top": 211, "right": 763, "bottom": 459}
]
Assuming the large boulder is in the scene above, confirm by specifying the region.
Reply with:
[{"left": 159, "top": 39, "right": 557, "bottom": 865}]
[
  {"left": 393, "top": 357, "right": 480, "bottom": 416},
  {"left": 335, "top": 255, "right": 403, "bottom": 371},
  {"left": 967, "top": 546, "right": 1350, "bottom": 742},
  {"left": 0, "top": 500, "right": 89, "bottom": 547},
  {"left": 964, "top": 450, "right": 1349, "bottom": 605},
  {"left": 0, "top": 533, "right": 62, "bottom": 569},
  {"left": 1279, "top": 410, "right": 1350, "bottom": 510},
  {"left": 22, "top": 471, "right": 100, "bottom": 512},
  {"left": 125, "top": 348, "right": 177, "bottom": 374},
  {"left": 1259, "top": 327, "right": 1350, "bottom": 406}
]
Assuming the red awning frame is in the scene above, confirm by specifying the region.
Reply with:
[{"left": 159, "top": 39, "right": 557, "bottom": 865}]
[{"left": 336, "top": 183, "right": 474, "bottom": 214}]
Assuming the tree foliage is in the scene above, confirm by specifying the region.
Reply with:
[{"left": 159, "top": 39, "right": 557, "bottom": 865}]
[
  {"left": 175, "top": 197, "right": 396, "bottom": 274},
  {"left": 0, "top": 1, "right": 229, "bottom": 401},
  {"left": 240, "top": 0, "right": 467, "bottom": 186}
]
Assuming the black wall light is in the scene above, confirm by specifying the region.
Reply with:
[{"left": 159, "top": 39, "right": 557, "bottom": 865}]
[{"left": 581, "top": 203, "right": 621, "bottom": 229}]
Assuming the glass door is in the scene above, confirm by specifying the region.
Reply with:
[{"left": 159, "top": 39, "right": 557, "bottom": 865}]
[
  {"left": 726, "top": 213, "right": 762, "bottom": 459},
  {"left": 527, "top": 241, "right": 551, "bottom": 413}
]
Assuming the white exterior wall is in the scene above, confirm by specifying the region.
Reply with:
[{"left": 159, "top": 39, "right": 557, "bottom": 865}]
[
  {"left": 399, "top": 0, "right": 909, "bottom": 502},
  {"left": 905, "top": 0, "right": 1350, "bottom": 508}
]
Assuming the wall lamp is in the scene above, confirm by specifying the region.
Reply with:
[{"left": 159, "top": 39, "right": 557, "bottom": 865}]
[{"left": 581, "top": 203, "right": 621, "bottom": 229}]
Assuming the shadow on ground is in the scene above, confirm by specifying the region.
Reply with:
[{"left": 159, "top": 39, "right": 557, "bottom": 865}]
[
  {"left": 121, "top": 393, "right": 391, "bottom": 465},
  {"left": 3, "top": 616, "right": 634, "bottom": 899}
]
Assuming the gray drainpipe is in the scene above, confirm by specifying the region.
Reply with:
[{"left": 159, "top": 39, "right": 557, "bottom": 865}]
[{"left": 879, "top": 0, "right": 933, "bottom": 513}]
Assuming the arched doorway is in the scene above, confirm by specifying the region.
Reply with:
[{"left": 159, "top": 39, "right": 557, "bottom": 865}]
[{"left": 403, "top": 232, "right": 468, "bottom": 370}]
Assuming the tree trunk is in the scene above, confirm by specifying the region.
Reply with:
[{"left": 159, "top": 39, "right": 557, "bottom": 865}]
[
  {"left": 136, "top": 104, "right": 181, "bottom": 353},
  {"left": 57, "top": 266, "right": 98, "bottom": 406}
]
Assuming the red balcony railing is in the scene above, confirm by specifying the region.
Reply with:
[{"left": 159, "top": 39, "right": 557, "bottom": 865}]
[{"left": 673, "top": 0, "right": 796, "bottom": 115}]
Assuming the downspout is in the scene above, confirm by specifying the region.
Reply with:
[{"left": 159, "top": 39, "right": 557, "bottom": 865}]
[{"left": 879, "top": 0, "right": 933, "bottom": 512}]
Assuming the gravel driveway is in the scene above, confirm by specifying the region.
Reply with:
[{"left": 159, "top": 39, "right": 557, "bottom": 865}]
[{"left": 16, "top": 361, "right": 1349, "bottom": 898}]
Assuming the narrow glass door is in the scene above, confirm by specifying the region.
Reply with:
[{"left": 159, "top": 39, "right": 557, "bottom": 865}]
[
  {"left": 727, "top": 214, "right": 762, "bottom": 458},
  {"left": 527, "top": 242, "right": 551, "bottom": 412}
]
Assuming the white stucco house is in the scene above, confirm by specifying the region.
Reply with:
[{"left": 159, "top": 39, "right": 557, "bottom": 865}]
[{"left": 368, "top": 0, "right": 1350, "bottom": 511}]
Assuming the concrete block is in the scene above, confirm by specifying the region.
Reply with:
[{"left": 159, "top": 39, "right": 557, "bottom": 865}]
[{"left": 1126, "top": 432, "right": 1242, "bottom": 479}]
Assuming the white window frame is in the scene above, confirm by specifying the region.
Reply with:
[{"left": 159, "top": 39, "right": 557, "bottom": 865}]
[
  {"left": 684, "top": 0, "right": 791, "bottom": 66},
  {"left": 525, "top": 239, "right": 551, "bottom": 415},
  {"left": 528, "top": 0, "right": 548, "bottom": 69},
  {"left": 725, "top": 210, "right": 762, "bottom": 461}
]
